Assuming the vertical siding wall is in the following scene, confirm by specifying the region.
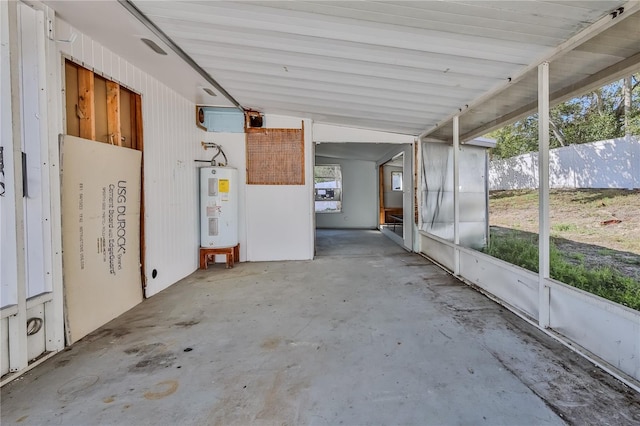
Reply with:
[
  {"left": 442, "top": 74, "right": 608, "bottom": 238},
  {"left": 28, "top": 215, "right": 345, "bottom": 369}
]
[{"left": 55, "top": 19, "right": 203, "bottom": 297}]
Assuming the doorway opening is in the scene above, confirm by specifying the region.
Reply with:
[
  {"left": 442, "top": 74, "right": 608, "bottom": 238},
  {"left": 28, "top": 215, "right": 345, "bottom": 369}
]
[
  {"left": 313, "top": 141, "right": 413, "bottom": 255},
  {"left": 379, "top": 153, "right": 404, "bottom": 239}
]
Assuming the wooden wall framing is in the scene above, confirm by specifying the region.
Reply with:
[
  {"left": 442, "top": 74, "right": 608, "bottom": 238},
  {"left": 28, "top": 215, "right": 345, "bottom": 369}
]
[
  {"left": 64, "top": 60, "right": 142, "bottom": 150},
  {"left": 246, "top": 124, "right": 305, "bottom": 185}
]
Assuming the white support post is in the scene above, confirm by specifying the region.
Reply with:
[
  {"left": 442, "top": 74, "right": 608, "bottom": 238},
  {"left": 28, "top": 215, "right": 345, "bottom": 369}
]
[
  {"left": 416, "top": 140, "right": 422, "bottom": 232},
  {"left": 453, "top": 115, "right": 460, "bottom": 276},
  {"left": 7, "top": 0, "right": 28, "bottom": 373},
  {"left": 538, "top": 62, "right": 551, "bottom": 328},
  {"left": 43, "top": 5, "right": 64, "bottom": 352}
]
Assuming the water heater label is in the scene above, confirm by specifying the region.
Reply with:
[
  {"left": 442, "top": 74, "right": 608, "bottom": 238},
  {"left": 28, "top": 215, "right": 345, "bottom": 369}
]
[{"left": 219, "top": 179, "right": 229, "bottom": 193}]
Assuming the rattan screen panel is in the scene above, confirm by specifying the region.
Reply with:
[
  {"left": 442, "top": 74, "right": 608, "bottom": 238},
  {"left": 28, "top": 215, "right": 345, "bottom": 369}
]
[{"left": 246, "top": 127, "right": 304, "bottom": 185}]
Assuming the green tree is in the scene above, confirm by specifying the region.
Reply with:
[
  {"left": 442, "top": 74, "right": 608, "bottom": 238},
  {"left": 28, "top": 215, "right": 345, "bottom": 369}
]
[{"left": 489, "top": 73, "right": 639, "bottom": 159}]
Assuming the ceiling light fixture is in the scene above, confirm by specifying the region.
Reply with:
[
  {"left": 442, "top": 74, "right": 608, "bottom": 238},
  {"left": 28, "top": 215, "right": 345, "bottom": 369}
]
[{"left": 140, "top": 38, "right": 167, "bottom": 55}]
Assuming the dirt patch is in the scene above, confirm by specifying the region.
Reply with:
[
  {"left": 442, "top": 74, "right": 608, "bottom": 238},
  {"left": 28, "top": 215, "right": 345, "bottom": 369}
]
[
  {"left": 174, "top": 320, "right": 200, "bottom": 328},
  {"left": 125, "top": 343, "right": 177, "bottom": 373},
  {"left": 496, "top": 312, "right": 640, "bottom": 425},
  {"left": 490, "top": 189, "right": 640, "bottom": 280}
]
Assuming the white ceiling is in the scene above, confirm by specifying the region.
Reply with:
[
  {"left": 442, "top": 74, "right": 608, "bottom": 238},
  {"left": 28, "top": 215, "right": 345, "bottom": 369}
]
[{"left": 44, "top": 0, "right": 639, "bottom": 142}]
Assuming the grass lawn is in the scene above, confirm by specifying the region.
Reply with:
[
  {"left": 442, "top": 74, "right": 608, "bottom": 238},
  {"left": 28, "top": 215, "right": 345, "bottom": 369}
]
[{"left": 488, "top": 189, "right": 640, "bottom": 311}]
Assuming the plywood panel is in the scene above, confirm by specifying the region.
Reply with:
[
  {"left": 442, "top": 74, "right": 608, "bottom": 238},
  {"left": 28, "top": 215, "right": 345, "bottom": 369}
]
[
  {"left": 61, "top": 135, "right": 142, "bottom": 343},
  {"left": 247, "top": 127, "right": 304, "bottom": 185}
]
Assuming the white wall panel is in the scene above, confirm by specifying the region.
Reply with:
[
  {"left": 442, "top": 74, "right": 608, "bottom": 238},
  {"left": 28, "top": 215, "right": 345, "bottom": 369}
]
[
  {"left": 246, "top": 186, "right": 313, "bottom": 261},
  {"left": 0, "top": 0, "right": 18, "bottom": 308},
  {"left": 246, "top": 115, "right": 314, "bottom": 261},
  {"left": 1, "top": 317, "right": 8, "bottom": 376},
  {"left": 419, "top": 233, "right": 455, "bottom": 271},
  {"left": 315, "top": 156, "right": 377, "bottom": 229},
  {"left": 549, "top": 281, "right": 640, "bottom": 381},
  {"left": 56, "top": 19, "right": 204, "bottom": 297},
  {"left": 19, "top": 4, "right": 50, "bottom": 298},
  {"left": 459, "top": 249, "right": 539, "bottom": 319},
  {"left": 142, "top": 80, "right": 202, "bottom": 296}
]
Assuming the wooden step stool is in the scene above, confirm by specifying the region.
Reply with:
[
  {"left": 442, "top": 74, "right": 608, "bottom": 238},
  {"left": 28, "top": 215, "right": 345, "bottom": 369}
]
[{"left": 199, "top": 244, "right": 240, "bottom": 269}]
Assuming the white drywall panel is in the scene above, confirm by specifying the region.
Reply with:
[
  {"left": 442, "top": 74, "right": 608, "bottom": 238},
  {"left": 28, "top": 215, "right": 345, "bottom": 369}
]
[
  {"left": 246, "top": 185, "right": 313, "bottom": 261},
  {"left": 315, "top": 156, "right": 377, "bottom": 229}
]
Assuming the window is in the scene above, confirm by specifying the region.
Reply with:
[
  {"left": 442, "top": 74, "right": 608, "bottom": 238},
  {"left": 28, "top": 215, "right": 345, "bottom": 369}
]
[
  {"left": 391, "top": 171, "right": 403, "bottom": 191},
  {"left": 315, "top": 165, "right": 342, "bottom": 213}
]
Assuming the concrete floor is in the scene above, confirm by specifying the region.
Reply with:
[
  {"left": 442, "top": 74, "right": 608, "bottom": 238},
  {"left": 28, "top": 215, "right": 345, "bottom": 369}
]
[{"left": 2, "top": 229, "right": 639, "bottom": 425}]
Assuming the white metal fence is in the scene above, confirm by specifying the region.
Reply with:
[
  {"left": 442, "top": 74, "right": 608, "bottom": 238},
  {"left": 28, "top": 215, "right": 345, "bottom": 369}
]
[{"left": 490, "top": 136, "right": 640, "bottom": 190}]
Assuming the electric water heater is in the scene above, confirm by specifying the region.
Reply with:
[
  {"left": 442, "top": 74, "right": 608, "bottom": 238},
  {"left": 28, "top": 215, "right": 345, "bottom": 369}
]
[{"left": 200, "top": 167, "right": 238, "bottom": 248}]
